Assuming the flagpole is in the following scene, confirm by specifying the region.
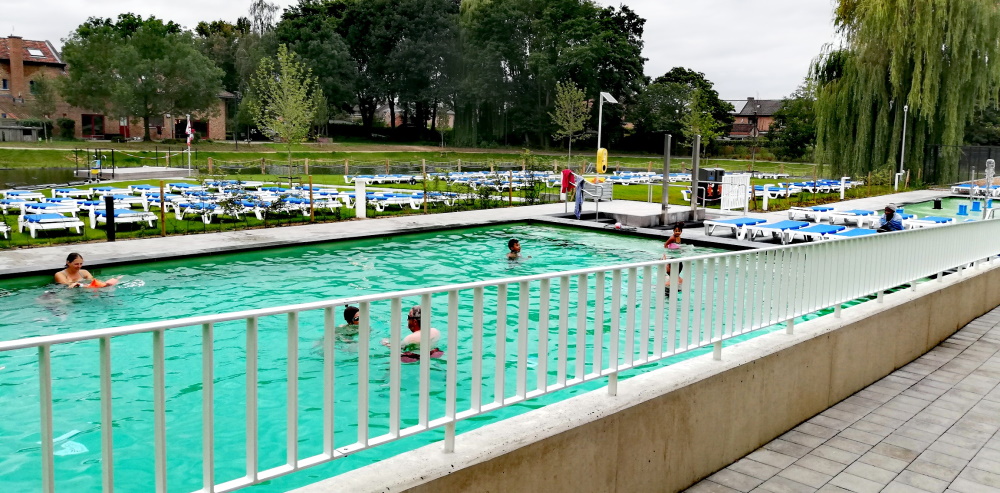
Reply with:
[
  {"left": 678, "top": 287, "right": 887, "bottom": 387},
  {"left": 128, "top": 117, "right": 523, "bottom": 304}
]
[{"left": 186, "top": 115, "right": 192, "bottom": 176}]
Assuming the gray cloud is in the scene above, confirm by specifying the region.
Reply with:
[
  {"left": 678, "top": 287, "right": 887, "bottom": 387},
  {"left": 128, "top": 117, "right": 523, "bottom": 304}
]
[{"left": 8, "top": 0, "right": 837, "bottom": 101}]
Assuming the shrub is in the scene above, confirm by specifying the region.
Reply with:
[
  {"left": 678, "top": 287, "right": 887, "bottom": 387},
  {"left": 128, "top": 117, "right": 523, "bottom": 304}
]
[{"left": 56, "top": 118, "right": 75, "bottom": 140}]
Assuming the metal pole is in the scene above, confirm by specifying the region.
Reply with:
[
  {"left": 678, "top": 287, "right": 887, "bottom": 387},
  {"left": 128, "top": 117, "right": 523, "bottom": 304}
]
[
  {"left": 597, "top": 98, "right": 604, "bottom": 152},
  {"left": 661, "top": 134, "right": 672, "bottom": 226},
  {"left": 690, "top": 135, "right": 701, "bottom": 214},
  {"left": 896, "top": 105, "right": 908, "bottom": 191}
]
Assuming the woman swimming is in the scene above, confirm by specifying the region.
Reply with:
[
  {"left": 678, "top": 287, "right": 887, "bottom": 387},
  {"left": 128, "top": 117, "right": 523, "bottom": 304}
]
[{"left": 54, "top": 253, "right": 121, "bottom": 288}]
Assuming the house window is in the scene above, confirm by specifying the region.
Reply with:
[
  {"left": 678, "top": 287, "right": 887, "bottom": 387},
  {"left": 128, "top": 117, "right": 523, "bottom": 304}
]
[
  {"left": 29, "top": 80, "right": 35, "bottom": 94},
  {"left": 27, "top": 48, "right": 45, "bottom": 58},
  {"left": 1, "top": 79, "right": 7, "bottom": 90}
]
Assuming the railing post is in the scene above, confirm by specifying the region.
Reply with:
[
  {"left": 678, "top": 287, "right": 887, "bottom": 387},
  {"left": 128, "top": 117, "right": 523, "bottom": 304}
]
[
  {"left": 713, "top": 341, "right": 722, "bottom": 360},
  {"left": 834, "top": 305, "right": 842, "bottom": 318},
  {"left": 877, "top": 291, "right": 884, "bottom": 303},
  {"left": 786, "top": 318, "right": 795, "bottom": 335}
]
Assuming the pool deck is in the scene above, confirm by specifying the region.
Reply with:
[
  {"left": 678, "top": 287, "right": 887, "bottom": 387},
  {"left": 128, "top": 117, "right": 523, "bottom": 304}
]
[
  {"left": 685, "top": 305, "right": 1000, "bottom": 493},
  {"left": 0, "top": 188, "right": 955, "bottom": 278}
]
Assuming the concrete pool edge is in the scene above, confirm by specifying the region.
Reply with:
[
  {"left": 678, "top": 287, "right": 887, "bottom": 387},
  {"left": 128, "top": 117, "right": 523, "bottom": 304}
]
[{"left": 293, "top": 260, "right": 1000, "bottom": 493}]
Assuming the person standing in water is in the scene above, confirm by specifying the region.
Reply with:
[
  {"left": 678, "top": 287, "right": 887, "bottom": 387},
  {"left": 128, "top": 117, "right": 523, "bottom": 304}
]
[
  {"left": 663, "top": 223, "right": 684, "bottom": 251},
  {"left": 507, "top": 238, "right": 521, "bottom": 260},
  {"left": 54, "top": 253, "right": 121, "bottom": 288}
]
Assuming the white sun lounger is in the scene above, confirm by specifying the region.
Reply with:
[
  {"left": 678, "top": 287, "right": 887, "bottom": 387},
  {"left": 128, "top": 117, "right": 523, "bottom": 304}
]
[
  {"left": 741, "top": 220, "right": 810, "bottom": 242},
  {"left": 703, "top": 217, "right": 767, "bottom": 237},
  {"left": 829, "top": 209, "right": 878, "bottom": 228},
  {"left": 90, "top": 209, "right": 157, "bottom": 229},
  {"left": 905, "top": 216, "right": 955, "bottom": 229},
  {"left": 21, "top": 202, "right": 80, "bottom": 217},
  {"left": 787, "top": 205, "right": 835, "bottom": 223},
  {"left": 18, "top": 213, "right": 85, "bottom": 238},
  {"left": 0, "top": 221, "right": 9, "bottom": 239}
]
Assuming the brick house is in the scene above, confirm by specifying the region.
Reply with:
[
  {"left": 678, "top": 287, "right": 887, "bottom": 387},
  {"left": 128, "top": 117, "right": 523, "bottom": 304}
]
[
  {"left": 729, "top": 97, "right": 784, "bottom": 139},
  {"left": 0, "top": 35, "right": 229, "bottom": 141}
]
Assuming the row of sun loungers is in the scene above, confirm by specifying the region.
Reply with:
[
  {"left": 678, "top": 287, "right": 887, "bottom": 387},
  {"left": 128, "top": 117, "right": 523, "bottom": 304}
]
[{"left": 705, "top": 207, "right": 966, "bottom": 245}]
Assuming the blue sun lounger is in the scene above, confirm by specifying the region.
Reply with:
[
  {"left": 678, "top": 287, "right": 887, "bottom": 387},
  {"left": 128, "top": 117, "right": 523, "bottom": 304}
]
[
  {"left": 905, "top": 216, "right": 955, "bottom": 229},
  {"left": 787, "top": 205, "right": 835, "bottom": 222},
  {"left": 89, "top": 209, "right": 157, "bottom": 229},
  {"left": 829, "top": 209, "right": 878, "bottom": 227},
  {"left": 741, "top": 220, "right": 810, "bottom": 242},
  {"left": 17, "top": 213, "right": 85, "bottom": 238},
  {"left": 703, "top": 217, "right": 767, "bottom": 237},
  {"left": 823, "top": 228, "right": 878, "bottom": 240},
  {"left": 782, "top": 224, "right": 846, "bottom": 244}
]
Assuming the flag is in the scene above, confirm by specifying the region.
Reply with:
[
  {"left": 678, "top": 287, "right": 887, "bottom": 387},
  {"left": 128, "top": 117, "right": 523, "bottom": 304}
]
[{"left": 185, "top": 115, "right": 193, "bottom": 146}]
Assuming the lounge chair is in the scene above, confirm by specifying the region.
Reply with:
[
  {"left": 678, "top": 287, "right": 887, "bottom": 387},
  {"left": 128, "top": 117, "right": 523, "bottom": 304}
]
[
  {"left": 703, "top": 217, "right": 767, "bottom": 237},
  {"left": 21, "top": 202, "right": 80, "bottom": 217},
  {"left": 740, "top": 220, "right": 810, "bottom": 242},
  {"left": 3, "top": 190, "right": 46, "bottom": 201},
  {"left": 174, "top": 202, "right": 218, "bottom": 224},
  {"left": 0, "top": 221, "right": 8, "bottom": 239},
  {"left": 17, "top": 213, "right": 85, "bottom": 238},
  {"left": 52, "top": 188, "right": 92, "bottom": 198},
  {"left": 905, "top": 216, "right": 955, "bottom": 229},
  {"left": 0, "top": 199, "right": 33, "bottom": 214},
  {"left": 782, "top": 224, "right": 846, "bottom": 244},
  {"left": 787, "top": 205, "right": 835, "bottom": 222},
  {"left": 823, "top": 228, "right": 878, "bottom": 240},
  {"left": 89, "top": 209, "right": 157, "bottom": 229},
  {"left": 829, "top": 209, "right": 878, "bottom": 228},
  {"left": 950, "top": 183, "right": 974, "bottom": 194}
]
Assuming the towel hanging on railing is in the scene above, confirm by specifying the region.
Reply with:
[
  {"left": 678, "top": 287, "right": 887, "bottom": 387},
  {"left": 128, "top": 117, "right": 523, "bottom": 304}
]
[
  {"left": 574, "top": 177, "right": 585, "bottom": 219},
  {"left": 561, "top": 169, "right": 576, "bottom": 193}
]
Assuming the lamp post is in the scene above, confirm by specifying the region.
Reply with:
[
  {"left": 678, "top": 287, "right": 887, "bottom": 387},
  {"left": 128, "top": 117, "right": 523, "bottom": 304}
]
[
  {"left": 897, "top": 104, "right": 909, "bottom": 191},
  {"left": 597, "top": 91, "right": 618, "bottom": 152}
]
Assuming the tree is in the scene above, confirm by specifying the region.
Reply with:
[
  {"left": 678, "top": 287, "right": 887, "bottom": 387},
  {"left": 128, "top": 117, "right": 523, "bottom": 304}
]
[
  {"left": 61, "top": 14, "right": 225, "bottom": 141},
  {"left": 681, "top": 89, "right": 724, "bottom": 151},
  {"left": 549, "top": 81, "right": 591, "bottom": 163},
  {"left": 965, "top": 107, "right": 1000, "bottom": 146},
  {"left": 813, "top": 0, "right": 1000, "bottom": 183},
  {"left": 767, "top": 81, "right": 816, "bottom": 161},
  {"left": 248, "top": 44, "right": 322, "bottom": 164},
  {"left": 627, "top": 81, "right": 690, "bottom": 142},
  {"left": 654, "top": 67, "right": 733, "bottom": 132},
  {"left": 29, "top": 74, "right": 58, "bottom": 141}
]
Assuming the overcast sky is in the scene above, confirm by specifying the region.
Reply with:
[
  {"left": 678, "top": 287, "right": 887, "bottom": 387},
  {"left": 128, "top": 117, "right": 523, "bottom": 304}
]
[{"left": 6, "top": 0, "right": 839, "bottom": 101}]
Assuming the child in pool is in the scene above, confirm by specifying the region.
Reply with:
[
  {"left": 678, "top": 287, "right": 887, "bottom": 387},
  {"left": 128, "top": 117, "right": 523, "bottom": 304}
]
[{"left": 663, "top": 223, "right": 683, "bottom": 253}]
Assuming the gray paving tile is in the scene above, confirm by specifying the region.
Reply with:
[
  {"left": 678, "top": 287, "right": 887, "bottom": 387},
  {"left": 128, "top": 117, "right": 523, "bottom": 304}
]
[
  {"left": 906, "top": 458, "right": 962, "bottom": 482},
  {"left": 863, "top": 413, "right": 907, "bottom": 430},
  {"left": 856, "top": 389, "right": 894, "bottom": 403},
  {"left": 939, "top": 433, "right": 989, "bottom": 450},
  {"left": 749, "top": 449, "right": 799, "bottom": 469},
  {"left": 974, "top": 447, "right": 1000, "bottom": 463},
  {"left": 883, "top": 433, "right": 933, "bottom": 453},
  {"left": 918, "top": 450, "right": 970, "bottom": 470},
  {"left": 795, "top": 422, "right": 839, "bottom": 440},
  {"left": 960, "top": 467, "right": 1000, "bottom": 489},
  {"left": 822, "top": 408, "right": 864, "bottom": 424},
  {"left": 777, "top": 465, "right": 833, "bottom": 489},
  {"left": 764, "top": 439, "right": 814, "bottom": 459},
  {"left": 875, "top": 406, "right": 919, "bottom": 422},
  {"left": 968, "top": 456, "right": 1000, "bottom": 477},
  {"left": 795, "top": 455, "right": 849, "bottom": 476},
  {"left": 710, "top": 468, "right": 765, "bottom": 492},
  {"left": 834, "top": 401, "right": 875, "bottom": 416},
  {"left": 815, "top": 485, "right": 854, "bottom": 493},
  {"left": 883, "top": 482, "right": 937, "bottom": 493},
  {"left": 895, "top": 470, "right": 950, "bottom": 493},
  {"left": 729, "top": 459, "right": 782, "bottom": 482},
  {"left": 828, "top": 473, "right": 882, "bottom": 493},
  {"left": 826, "top": 437, "right": 872, "bottom": 455},
  {"left": 841, "top": 461, "right": 897, "bottom": 484},
  {"left": 838, "top": 428, "right": 883, "bottom": 447},
  {"left": 850, "top": 420, "right": 895, "bottom": 438},
  {"left": 857, "top": 452, "right": 910, "bottom": 473},
  {"left": 811, "top": 445, "right": 861, "bottom": 465},
  {"left": 948, "top": 477, "right": 1000, "bottom": 493},
  {"left": 687, "top": 480, "right": 743, "bottom": 493},
  {"left": 756, "top": 476, "right": 818, "bottom": 493},
  {"left": 809, "top": 415, "right": 852, "bottom": 431},
  {"left": 927, "top": 439, "right": 981, "bottom": 461},
  {"left": 871, "top": 442, "right": 921, "bottom": 463},
  {"left": 781, "top": 430, "right": 828, "bottom": 449},
  {"left": 896, "top": 426, "right": 942, "bottom": 444}
]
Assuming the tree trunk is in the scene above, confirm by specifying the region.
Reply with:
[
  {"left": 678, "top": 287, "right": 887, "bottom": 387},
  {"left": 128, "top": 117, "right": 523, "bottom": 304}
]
[
  {"left": 143, "top": 114, "right": 152, "bottom": 142},
  {"left": 430, "top": 100, "right": 438, "bottom": 131}
]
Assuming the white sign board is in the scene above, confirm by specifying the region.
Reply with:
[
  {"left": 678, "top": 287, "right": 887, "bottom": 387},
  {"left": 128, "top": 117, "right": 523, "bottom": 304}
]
[{"left": 721, "top": 173, "right": 751, "bottom": 211}]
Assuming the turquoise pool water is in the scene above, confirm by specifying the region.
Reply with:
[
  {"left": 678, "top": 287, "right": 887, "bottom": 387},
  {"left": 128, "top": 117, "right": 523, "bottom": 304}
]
[
  {"left": 904, "top": 196, "right": 994, "bottom": 220},
  {"left": 1, "top": 223, "right": 746, "bottom": 492}
]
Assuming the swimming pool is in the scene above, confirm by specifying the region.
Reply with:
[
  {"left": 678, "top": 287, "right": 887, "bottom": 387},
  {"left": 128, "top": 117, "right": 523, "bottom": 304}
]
[
  {"left": 903, "top": 196, "right": 994, "bottom": 220},
  {"left": 1, "top": 223, "right": 740, "bottom": 492}
]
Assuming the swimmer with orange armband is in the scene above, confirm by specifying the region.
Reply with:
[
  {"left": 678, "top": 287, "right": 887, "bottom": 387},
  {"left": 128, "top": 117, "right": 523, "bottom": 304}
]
[{"left": 54, "top": 253, "right": 121, "bottom": 289}]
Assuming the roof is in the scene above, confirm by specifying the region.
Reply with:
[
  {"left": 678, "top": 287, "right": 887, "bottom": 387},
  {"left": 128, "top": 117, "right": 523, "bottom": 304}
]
[
  {"left": 0, "top": 97, "right": 24, "bottom": 119},
  {"left": 735, "top": 98, "right": 784, "bottom": 116},
  {"left": 0, "top": 37, "right": 64, "bottom": 65},
  {"left": 218, "top": 90, "right": 236, "bottom": 99}
]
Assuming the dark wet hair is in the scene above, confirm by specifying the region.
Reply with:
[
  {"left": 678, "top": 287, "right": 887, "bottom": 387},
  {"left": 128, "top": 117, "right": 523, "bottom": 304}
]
[
  {"left": 508, "top": 238, "right": 519, "bottom": 249},
  {"left": 344, "top": 306, "right": 359, "bottom": 324},
  {"left": 673, "top": 222, "right": 684, "bottom": 231},
  {"left": 66, "top": 252, "right": 83, "bottom": 265}
]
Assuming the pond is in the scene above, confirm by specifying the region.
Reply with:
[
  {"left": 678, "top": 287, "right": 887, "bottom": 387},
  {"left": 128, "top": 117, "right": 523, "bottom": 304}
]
[{"left": 0, "top": 167, "right": 77, "bottom": 188}]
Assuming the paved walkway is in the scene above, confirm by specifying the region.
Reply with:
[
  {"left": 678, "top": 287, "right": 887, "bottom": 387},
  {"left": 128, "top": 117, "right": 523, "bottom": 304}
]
[{"left": 687, "top": 307, "right": 1000, "bottom": 493}]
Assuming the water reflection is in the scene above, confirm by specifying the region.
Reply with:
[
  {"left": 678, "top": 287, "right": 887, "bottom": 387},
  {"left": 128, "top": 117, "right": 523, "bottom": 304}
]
[{"left": 0, "top": 167, "right": 77, "bottom": 188}]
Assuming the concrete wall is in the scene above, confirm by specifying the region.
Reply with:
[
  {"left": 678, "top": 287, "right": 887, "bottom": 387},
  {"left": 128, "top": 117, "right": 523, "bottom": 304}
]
[{"left": 300, "top": 261, "right": 1000, "bottom": 493}]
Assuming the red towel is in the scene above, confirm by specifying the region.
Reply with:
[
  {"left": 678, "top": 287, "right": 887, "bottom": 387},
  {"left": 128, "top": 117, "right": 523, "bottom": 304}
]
[{"left": 561, "top": 169, "right": 576, "bottom": 193}]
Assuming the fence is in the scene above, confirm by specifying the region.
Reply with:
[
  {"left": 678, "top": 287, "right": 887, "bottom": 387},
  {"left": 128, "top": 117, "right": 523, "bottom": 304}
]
[{"left": 4, "top": 213, "right": 999, "bottom": 493}]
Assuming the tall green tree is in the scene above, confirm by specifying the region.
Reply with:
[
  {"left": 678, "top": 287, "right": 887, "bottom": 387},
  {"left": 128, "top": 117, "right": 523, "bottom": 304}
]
[
  {"left": 61, "top": 14, "right": 225, "bottom": 141},
  {"left": 681, "top": 89, "right": 724, "bottom": 152},
  {"left": 965, "top": 107, "right": 1000, "bottom": 146},
  {"left": 549, "top": 81, "right": 591, "bottom": 163},
  {"left": 627, "top": 81, "right": 690, "bottom": 143},
  {"left": 29, "top": 74, "right": 58, "bottom": 141},
  {"left": 248, "top": 44, "right": 322, "bottom": 164},
  {"left": 767, "top": 81, "right": 816, "bottom": 161},
  {"left": 654, "top": 67, "right": 734, "bottom": 133},
  {"left": 814, "top": 0, "right": 1000, "bottom": 183}
]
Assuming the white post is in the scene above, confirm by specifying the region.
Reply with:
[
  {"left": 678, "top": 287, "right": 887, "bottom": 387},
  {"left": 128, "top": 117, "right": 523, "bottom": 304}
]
[
  {"left": 896, "top": 105, "right": 908, "bottom": 191},
  {"left": 840, "top": 176, "right": 848, "bottom": 200},
  {"left": 597, "top": 98, "right": 604, "bottom": 152},
  {"left": 355, "top": 179, "right": 367, "bottom": 219}
]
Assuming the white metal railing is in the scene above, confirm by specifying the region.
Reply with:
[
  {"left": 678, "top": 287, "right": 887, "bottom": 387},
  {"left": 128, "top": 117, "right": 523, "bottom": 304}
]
[{"left": 3, "top": 220, "right": 1000, "bottom": 493}]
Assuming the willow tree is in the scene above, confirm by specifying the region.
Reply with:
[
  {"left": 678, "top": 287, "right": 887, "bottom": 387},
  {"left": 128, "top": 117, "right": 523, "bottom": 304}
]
[{"left": 813, "top": 0, "right": 1000, "bottom": 184}]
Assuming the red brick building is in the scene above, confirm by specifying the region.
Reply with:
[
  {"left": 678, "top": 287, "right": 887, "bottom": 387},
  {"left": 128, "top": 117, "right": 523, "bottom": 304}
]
[
  {"left": 729, "top": 97, "right": 783, "bottom": 140},
  {"left": 0, "top": 35, "right": 228, "bottom": 141}
]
